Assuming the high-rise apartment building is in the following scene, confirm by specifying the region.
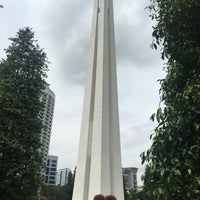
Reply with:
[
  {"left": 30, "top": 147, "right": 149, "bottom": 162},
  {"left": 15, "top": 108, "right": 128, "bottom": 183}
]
[
  {"left": 56, "top": 168, "right": 72, "bottom": 186},
  {"left": 39, "top": 87, "right": 55, "bottom": 165},
  {"left": 123, "top": 167, "right": 138, "bottom": 191},
  {"left": 45, "top": 155, "right": 58, "bottom": 185}
]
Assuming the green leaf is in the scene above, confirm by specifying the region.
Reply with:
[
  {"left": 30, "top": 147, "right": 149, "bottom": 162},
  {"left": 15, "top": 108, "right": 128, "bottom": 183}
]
[
  {"left": 175, "top": 169, "right": 181, "bottom": 176},
  {"left": 194, "top": 123, "right": 200, "bottom": 130},
  {"left": 160, "top": 169, "right": 165, "bottom": 176},
  {"left": 150, "top": 113, "right": 156, "bottom": 121},
  {"left": 156, "top": 107, "right": 162, "bottom": 122},
  {"left": 188, "top": 169, "right": 192, "bottom": 175}
]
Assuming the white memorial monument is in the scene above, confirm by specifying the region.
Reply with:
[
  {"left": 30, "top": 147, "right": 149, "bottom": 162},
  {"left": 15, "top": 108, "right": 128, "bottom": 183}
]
[{"left": 72, "top": 0, "right": 124, "bottom": 199}]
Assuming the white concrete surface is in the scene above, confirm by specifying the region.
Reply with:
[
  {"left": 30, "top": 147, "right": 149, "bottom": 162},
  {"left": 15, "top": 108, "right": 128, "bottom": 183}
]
[{"left": 72, "top": 1, "right": 124, "bottom": 199}]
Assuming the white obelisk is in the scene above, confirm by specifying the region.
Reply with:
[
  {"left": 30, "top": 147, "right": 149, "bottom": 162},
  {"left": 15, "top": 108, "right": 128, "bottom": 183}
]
[{"left": 72, "top": 0, "right": 124, "bottom": 199}]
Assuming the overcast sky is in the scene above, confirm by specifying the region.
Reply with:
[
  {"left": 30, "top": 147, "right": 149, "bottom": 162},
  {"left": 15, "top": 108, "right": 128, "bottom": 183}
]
[{"left": 0, "top": 0, "right": 165, "bottom": 184}]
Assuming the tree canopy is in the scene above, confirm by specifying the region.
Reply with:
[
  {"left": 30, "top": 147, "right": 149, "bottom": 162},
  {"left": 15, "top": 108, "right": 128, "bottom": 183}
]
[
  {"left": 141, "top": 0, "right": 200, "bottom": 199},
  {"left": 41, "top": 169, "right": 75, "bottom": 200},
  {"left": 0, "top": 27, "right": 48, "bottom": 200}
]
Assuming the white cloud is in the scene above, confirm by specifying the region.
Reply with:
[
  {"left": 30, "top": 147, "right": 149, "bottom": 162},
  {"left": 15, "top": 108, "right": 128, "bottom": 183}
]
[{"left": 0, "top": 0, "right": 166, "bottom": 185}]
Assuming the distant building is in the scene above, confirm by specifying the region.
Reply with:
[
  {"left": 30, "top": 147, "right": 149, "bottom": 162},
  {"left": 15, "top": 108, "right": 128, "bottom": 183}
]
[
  {"left": 39, "top": 87, "right": 55, "bottom": 166},
  {"left": 56, "top": 168, "right": 72, "bottom": 186},
  {"left": 123, "top": 167, "right": 138, "bottom": 191},
  {"left": 45, "top": 155, "right": 58, "bottom": 185}
]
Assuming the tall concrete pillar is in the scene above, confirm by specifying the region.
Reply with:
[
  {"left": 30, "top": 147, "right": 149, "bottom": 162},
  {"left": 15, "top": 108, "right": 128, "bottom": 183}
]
[{"left": 72, "top": 1, "right": 124, "bottom": 199}]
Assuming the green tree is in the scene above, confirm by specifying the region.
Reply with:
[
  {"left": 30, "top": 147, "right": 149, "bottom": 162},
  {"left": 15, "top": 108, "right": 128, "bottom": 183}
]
[
  {"left": 41, "top": 185, "right": 66, "bottom": 200},
  {"left": 0, "top": 27, "right": 48, "bottom": 199},
  {"left": 126, "top": 190, "right": 137, "bottom": 200},
  {"left": 141, "top": 0, "right": 200, "bottom": 199},
  {"left": 40, "top": 169, "right": 75, "bottom": 200},
  {"left": 65, "top": 171, "right": 75, "bottom": 200}
]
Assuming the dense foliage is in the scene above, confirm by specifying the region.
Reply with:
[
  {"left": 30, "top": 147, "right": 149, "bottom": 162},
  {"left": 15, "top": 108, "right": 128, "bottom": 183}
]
[
  {"left": 141, "top": 0, "right": 200, "bottom": 199},
  {"left": 41, "top": 185, "right": 66, "bottom": 200},
  {"left": 125, "top": 190, "right": 137, "bottom": 200},
  {"left": 41, "top": 170, "right": 75, "bottom": 200},
  {"left": 0, "top": 27, "right": 48, "bottom": 199},
  {"left": 65, "top": 171, "right": 75, "bottom": 200}
]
